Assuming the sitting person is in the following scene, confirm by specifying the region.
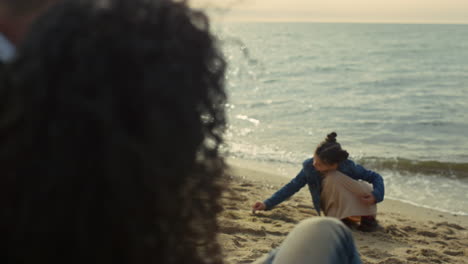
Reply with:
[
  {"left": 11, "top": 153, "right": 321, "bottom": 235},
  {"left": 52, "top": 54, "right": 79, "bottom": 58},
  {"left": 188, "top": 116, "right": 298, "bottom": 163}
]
[
  {"left": 0, "top": 0, "right": 228, "bottom": 263},
  {"left": 1, "top": 0, "right": 363, "bottom": 263},
  {"left": 252, "top": 132, "right": 385, "bottom": 231},
  {"left": 0, "top": 0, "right": 62, "bottom": 63},
  {"left": 252, "top": 217, "right": 362, "bottom": 264}
]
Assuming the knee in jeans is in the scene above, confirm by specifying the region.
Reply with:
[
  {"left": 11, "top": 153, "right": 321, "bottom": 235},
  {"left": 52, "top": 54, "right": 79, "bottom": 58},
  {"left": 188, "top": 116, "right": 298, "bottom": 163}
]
[{"left": 296, "top": 217, "right": 345, "bottom": 234}]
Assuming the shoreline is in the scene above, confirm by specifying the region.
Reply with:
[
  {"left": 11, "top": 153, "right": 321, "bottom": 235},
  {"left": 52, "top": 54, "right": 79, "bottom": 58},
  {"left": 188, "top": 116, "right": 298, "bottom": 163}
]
[
  {"left": 220, "top": 161, "right": 468, "bottom": 263},
  {"left": 226, "top": 157, "right": 468, "bottom": 219}
]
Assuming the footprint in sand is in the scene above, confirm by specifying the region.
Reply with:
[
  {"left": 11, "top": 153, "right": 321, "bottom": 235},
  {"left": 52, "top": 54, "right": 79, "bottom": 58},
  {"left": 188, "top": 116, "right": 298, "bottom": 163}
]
[
  {"left": 295, "top": 203, "right": 313, "bottom": 209},
  {"left": 385, "top": 225, "right": 408, "bottom": 237},
  {"left": 225, "top": 211, "right": 242, "bottom": 220},
  {"left": 270, "top": 242, "right": 280, "bottom": 248},
  {"left": 420, "top": 248, "right": 439, "bottom": 257},
  {"left": 268, "top": 212, "right": 298, "bottom": 223},
  {"left": 442, "top": 228, "right": 455, "bottom": 235},
  {"left": 232, "top": 239, "right": 243, "bottom": 247},
  {"left": 435, "top": 221, "right": 466, "bottom": 230},
  {"left": 232, "top": 187, "right": 250, "bottom": 192},
  {"left": 413, "top": 239, "right": 430, "bottom": 245},
  {"left": 401, "top": 226, "right": 416, "bottom": 232},
  {"left": 361, "top": 248, "right": 393, "bottom": 260},
  {"left": 228, "top": 194, "right": 249, "bottom": 202},
  {"left": 266, "top": 230, "right": 288, "bottom": 236},
  {"left": 406, "top": 256, "right": 419, "bottom": 262},
  {"left": 377, "top": 257, "right": 405, "bottom": 264},
  {"left": 417, "top": 231, "right": 438, "bottom": 238},
  {"left": 419, "top": 248, "right": 451, "bottom": 262},
  {"left": 234, "top": 235, "right": 247, "bottom": 242},
  {"left": 443, "top": 250, "right": 464, "bottom": 256},
  {"left": 298, "top": 209, "right": 314, "bottom": 215},
  {"left": 220, "top": 220, "right": 267, "bottom": 236},
  {"left": 442, "top": 235, "right": 457, "bottom": 240},
  {"left": 434, "top": 240, "right": 448, "bottom": 246},
  {"left": 247, "top": 251, "right": 267, "bottom": 260}
]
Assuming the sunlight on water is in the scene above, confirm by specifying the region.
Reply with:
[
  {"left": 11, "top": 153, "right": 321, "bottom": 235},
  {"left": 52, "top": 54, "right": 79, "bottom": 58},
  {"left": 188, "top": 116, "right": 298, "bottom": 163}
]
[{"left": 216, "top": 22, "right": 468, "bottom": 215}]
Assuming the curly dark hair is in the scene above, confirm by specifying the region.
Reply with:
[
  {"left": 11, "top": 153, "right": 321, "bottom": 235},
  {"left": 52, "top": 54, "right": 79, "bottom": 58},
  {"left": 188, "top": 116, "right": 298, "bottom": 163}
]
[
  {"left": 315, "top": 132, "right": 349, "bottom": 165},
  {"left": 0, "top": 0, "right": 227, "bottom": 263},
  {"left": 1, "top": 0, "right": 57, "bottom": 15}
]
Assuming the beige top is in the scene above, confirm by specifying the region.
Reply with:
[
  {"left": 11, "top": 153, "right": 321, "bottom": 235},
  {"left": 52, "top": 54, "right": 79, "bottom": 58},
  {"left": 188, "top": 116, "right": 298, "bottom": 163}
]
[{"left": 320, "top": 170, "right": 377, "bottom": 219}]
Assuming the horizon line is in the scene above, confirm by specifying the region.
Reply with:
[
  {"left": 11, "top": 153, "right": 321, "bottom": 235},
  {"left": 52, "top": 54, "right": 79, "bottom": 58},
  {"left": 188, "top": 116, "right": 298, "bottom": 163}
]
[{"left": 217, "top": 19, "right": 468, "bottom": 25}]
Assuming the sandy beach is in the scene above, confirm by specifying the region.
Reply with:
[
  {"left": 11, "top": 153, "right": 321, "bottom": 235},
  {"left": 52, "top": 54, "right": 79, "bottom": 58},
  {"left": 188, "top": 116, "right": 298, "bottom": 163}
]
[{"left": 219, "top": 164, "right": 468, "bottom": 264}]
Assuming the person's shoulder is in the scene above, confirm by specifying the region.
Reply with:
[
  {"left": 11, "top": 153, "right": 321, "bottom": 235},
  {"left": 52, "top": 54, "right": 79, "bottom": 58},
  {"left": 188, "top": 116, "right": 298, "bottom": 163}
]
[
  {"left": 339, "top": 158, "right": 358, "bottom": 169},
  {"left": 343, "top": 158, "right": 356, "bottom": 165},
  {"left": 302, "top": 157, "right": 313, "bottom": 167}
]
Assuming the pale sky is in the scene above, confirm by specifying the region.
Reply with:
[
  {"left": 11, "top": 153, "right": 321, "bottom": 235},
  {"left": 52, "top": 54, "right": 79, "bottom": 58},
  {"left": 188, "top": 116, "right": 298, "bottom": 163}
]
[{"left": 192, "top": 0, "right": 468, "bottom": 23}]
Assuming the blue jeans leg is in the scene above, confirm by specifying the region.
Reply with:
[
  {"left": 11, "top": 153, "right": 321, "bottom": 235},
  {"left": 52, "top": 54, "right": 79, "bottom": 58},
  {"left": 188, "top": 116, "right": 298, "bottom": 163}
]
[{"left": 252, "top": 217, "right": 362, "bottom": 264}]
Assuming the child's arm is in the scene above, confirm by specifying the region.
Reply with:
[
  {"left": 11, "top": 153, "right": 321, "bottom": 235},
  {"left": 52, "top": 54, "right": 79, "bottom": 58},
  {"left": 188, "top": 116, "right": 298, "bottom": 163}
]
[
  {"left": 263, "top": 169, "right": 308, "bottom": 210},
  {"left": 343, "top": 160, "right": 385, "bottom": 203}
]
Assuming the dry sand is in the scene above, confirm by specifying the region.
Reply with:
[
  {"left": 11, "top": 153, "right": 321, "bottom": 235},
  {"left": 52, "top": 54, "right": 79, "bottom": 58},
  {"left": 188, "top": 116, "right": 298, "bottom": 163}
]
[{"left": 218, "top": 164, "right": 468, "bottom": 264}]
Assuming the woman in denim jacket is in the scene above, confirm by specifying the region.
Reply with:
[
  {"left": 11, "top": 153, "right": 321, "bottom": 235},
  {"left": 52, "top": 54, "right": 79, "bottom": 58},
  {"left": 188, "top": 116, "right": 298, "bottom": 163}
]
[{"left": 252, "top": 132, "right": 385, "bottom": 232}]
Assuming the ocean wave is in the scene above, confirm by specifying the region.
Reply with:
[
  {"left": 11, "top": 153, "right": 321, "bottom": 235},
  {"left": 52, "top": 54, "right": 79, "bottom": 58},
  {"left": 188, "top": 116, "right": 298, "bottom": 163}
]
[
  {"left": 235, "top": 115, "right": 260, "bottom": 126},
  {"left": 386, "top": 196, "right": 468, "bottom": 216},
  {"left": 223, "top": 141, "right": 302, "bottom": 167},
  {"left": 225, "top": 139, "right": 468, "bottom": 180},
  {"left": 356, "top": 157, "right": 468, "bottom": 180},
  {"left": 416, "top": 121, "right": 452, "bottom": 127}
]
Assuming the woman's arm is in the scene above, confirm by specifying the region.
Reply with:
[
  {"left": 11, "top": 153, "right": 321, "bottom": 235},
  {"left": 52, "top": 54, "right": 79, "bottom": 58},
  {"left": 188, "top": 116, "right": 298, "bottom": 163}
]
[
  {"left": 342, "top": 159, "right": 385, "bottom": 203},
  {"left": 263, "top": 169, "right": 308, "bottom": 210}
]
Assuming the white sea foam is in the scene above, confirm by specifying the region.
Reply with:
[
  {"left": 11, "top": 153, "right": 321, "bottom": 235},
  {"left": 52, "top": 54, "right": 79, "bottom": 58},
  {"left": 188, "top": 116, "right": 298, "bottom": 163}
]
[{"left": 235, "top": 115, "right": 260, "bottom": 126}]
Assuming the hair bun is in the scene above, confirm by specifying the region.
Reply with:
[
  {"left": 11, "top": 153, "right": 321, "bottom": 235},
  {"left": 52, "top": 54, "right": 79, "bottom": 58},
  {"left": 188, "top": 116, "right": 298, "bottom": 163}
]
[{"left": 326, "top": 132, "right": 337, "bottom": 143}]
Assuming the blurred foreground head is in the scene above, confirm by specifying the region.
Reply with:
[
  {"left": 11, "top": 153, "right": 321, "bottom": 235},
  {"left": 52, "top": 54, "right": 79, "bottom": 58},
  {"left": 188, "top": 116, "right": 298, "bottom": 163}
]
[
  {"left": 1, "top": 0, "right": 227, "bottom": 263},
  {"left": 0, "top": 0, "right": 61, "bottom": 45}
]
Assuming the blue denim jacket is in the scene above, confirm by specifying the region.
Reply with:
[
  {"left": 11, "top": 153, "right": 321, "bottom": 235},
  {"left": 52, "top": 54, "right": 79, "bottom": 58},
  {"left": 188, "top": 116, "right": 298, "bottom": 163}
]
[{"left": 263, "top": 158, "right": 385, "bottom": 216}]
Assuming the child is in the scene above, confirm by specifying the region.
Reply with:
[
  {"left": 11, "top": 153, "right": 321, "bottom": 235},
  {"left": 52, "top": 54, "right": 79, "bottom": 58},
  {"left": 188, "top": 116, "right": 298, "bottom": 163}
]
[{"left": 252, "top": 132, "right": 385, "bottom": 232}]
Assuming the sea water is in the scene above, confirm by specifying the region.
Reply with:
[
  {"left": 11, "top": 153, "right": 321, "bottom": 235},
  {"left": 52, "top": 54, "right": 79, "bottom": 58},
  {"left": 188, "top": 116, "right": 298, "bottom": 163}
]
[{"left": 216, "top": 22, "right": 468, "bottom": 216}]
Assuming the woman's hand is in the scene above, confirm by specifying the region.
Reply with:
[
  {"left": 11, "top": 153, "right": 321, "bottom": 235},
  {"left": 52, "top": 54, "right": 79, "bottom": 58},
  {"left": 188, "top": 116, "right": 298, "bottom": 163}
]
[
  {"left": 252, "top": 201, "right": 266, "bottom": 213},
  {"left": 360, "top": 194, "right": 376, "bottom": 205}
]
